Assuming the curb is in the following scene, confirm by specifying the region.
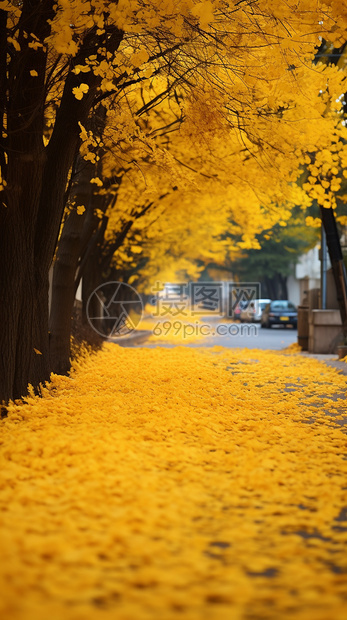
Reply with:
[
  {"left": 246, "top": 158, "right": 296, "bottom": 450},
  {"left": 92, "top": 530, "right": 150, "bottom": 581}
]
[{"left": 299, "top": 352, "right": 347, "bottom": 376}]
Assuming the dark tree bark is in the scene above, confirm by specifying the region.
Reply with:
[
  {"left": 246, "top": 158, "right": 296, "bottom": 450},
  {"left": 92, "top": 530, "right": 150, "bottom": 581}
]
[
  {"left": 49, "top": 159, "right": 95, "bottom": 374},
  {"left": 81, "top": 251, "right": 104, "bottom": 328},
  {"left": 320, "top": 206, "right": 347, "bottom": 338},
  {"left": 50, "top": 174, "right": 123, "bottom": 373},
  {"left": 278, "top": 273, "right": 288, "bottom": 300},
  {"left": 0, "top": 1, "right": 123, "bottom": 402},
  {"left": 263, "top": 276, "right": 276, "bottom": 300},
  {"left": 80, "top": 219, "right": 135, "bottom": 324},
  {"left": 0, "top": 1, "right": 54, "bottom": 401},
  {"left": 49, "top": 106, "right": 115, "bottom": 374}
]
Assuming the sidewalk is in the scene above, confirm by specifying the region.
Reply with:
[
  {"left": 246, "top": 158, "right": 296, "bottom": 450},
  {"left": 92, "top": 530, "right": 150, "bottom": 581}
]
[
  {"left": 1, "top": 345, "right": 346, "bottom": 620},
  {"left": 299, "top": 352, "right": 347, "bottom": 376},
  {"left": 109, "top": 326, "right": 347, "bottom": 375}
]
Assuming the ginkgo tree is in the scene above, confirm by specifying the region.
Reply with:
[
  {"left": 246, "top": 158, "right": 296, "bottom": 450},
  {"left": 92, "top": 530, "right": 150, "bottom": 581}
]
[
  {"left": 49, "top": 75, "right": 315, "bottom": 375},
  {"left": 302, "top": 40, "right": 347, "bottom": 334},
  {"left": 1, "top": 0, "right": 347, "bottom": 402}
]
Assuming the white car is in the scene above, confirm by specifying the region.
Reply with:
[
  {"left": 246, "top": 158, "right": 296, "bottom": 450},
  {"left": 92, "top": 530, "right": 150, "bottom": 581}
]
[{"left": 240, "top": 298, "right": 272, "bottom": 323}]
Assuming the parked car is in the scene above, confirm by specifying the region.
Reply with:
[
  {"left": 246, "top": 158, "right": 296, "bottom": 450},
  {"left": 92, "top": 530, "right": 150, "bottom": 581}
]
[
  {"left": 240, "top": 298, "right": 272, "bottom": 323},
  {"left": 261, "top": 300, "right": 298, "bottom": 328}
]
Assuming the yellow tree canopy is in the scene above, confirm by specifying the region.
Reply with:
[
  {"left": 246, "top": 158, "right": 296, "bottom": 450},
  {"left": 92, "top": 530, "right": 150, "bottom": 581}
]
[{"left": 2, "top": 0, "right": 347, "bottom": 282}]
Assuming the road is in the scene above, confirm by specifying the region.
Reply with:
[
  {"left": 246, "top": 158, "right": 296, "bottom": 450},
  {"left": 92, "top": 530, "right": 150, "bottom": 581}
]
[
  {"left": 129, "top": 321, "right": 298, "bottom": 351},
  {"left": 199, "top": 322, "right": 297, "bottom": 350}
]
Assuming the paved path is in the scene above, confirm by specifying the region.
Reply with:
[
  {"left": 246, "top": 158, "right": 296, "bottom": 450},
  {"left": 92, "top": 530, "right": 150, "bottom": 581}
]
[
  {"left": 2, "top": 345, "right": 346, "bottom": 620},
  {"left": 108, "top": 323, "right": 347, "bottom": 376},
  {"left": 111, "top": 323, "right": 298, "bottom": 350},
  {"left": 198, "top": 323, "right": 298, "bottom": 350}
]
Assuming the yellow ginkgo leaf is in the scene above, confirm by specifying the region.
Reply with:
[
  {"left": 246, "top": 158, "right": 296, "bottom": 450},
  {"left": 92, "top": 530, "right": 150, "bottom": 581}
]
[
  {"left": 7, "top": 36, "right": 20, "bottom": 51},
  {"left": 33, "top": 348, "right": 42, "bottom": 355},
  {"left": 72, "top": 83, "right": 89, "bottom": 100},
  {"left": 73, "top": 64, "right": 91, "bottom": 75},
  {"left": 305, "top": 216, "right": 321, "bottom": 228},
  {"left": 130, "top": 50, "right": 150, "bottom": 68},
  {"left": 90, "top": 177, "right": 103, "bottom": 187},
  {"left": 191, "top": 1, "right": 214, "bottom": 29}
]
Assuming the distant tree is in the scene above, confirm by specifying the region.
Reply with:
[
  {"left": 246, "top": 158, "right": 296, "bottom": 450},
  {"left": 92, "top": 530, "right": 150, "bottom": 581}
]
[{"left": 229, "top": 220, "right": 319, "bottom": 300}]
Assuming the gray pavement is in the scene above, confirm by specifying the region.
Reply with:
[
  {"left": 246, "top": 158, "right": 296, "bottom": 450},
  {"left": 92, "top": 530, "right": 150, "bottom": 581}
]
[
  {"left": 110, "top": 325, "right": 347, "bottom": 386},
  {"left": 129, "top": 322, "right": 298, "bottom": 350},
  {"left": 197, "top": 323, "right": 298, "bottom": 350},
  {"left": 107, "top": 321, "right": 347, "bottom": 375}
]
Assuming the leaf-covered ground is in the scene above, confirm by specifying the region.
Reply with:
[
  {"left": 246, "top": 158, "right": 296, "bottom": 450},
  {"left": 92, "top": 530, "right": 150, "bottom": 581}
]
[{"left": 0, "top": 345, "right": 346, "bottom": 620}]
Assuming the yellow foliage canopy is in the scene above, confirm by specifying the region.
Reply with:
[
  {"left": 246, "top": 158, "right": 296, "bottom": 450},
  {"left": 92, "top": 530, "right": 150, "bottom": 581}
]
[{"left": 3, "top": 0, "right": 347, "bottom": 282}]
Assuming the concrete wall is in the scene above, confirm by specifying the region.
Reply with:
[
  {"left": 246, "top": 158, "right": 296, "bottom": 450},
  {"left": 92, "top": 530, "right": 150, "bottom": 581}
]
[
  {"left": 308, "top": 309, "right": 343, "bottom": 354},
  {"left": 295, "top": 245, "right": 322, "bottom": 306},
  {"left": 296, "top": 245, "right": 322, "bottom": 281},
  {"left": 287, "top": 275, "right": 300, "bottom": 306}
]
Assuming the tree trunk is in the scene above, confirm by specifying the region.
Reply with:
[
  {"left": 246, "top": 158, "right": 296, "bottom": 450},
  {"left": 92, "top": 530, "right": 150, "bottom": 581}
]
[
  {"left": 278, "top": 273, "right": 288, "bottom": 299},
  {"left": 0, "top": 211, "right": 50, "bottom": 400},
  {"left": 0, "top": 5, "right": 123, "bottom": 402},
  {"left": 320, "top": 206, "right": 347, "bottom": 338},
  {"left": 50, "top": 105, "right": 112, "bottom": 374},
  {"left": 263, "top": 276, "right": 276, "bottom": 300},
  {"left": 49, "top": 157, "right": 96, "bottom": 374},
  {"left": 82, "top": 253, "right": 104, "bottom": 331},
  {"left": 49, "top": 214, "right": 89, "bottom": 375},
  {"left": 0, "top": 1, "right": 53, "bottom": 402}
]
